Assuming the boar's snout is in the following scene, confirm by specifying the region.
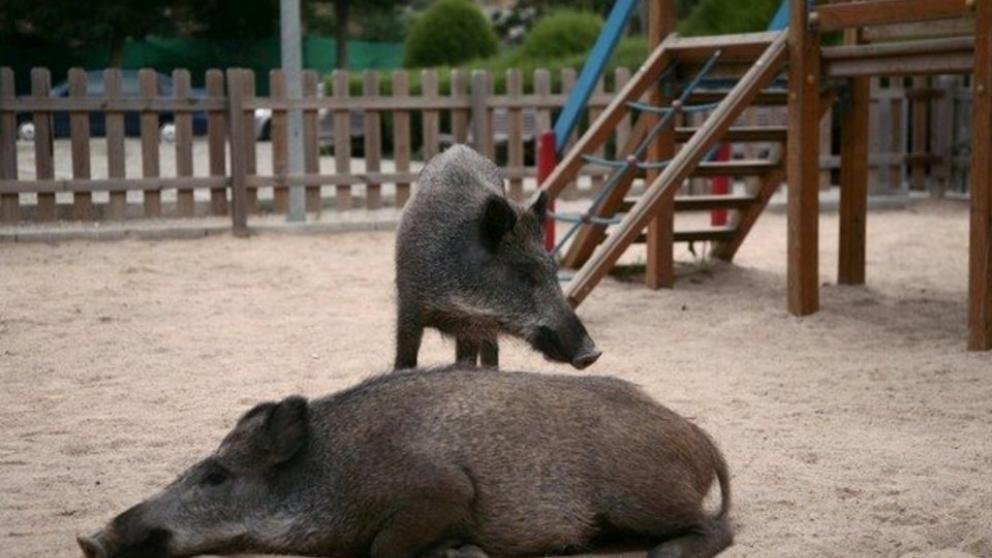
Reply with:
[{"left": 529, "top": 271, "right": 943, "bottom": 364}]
[
  {"left": 530, "top": 315, "right": 601, "bottom": 370},
  {"left": 77, "top": 511, "right": 172, "bottom": 558},
  {"left": 77, "top": 534, "right": 107, "bottom": 558}
]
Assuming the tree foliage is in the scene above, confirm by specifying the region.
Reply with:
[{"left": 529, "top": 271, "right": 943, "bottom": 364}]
[{"left": 403, "top": 0, "right": 499, "bottom": 68}]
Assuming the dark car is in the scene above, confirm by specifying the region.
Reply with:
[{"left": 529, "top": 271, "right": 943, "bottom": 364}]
[{"left": 16, "top": 70, "right": 208, "bottom": 141}]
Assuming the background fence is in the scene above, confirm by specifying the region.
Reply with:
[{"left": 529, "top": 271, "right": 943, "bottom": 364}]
[{"left": 0, "top": 66, "right": 977, "bottom": 227}]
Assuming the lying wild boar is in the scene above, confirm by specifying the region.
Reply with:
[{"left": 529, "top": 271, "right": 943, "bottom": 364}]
[
  {"left": 394, "top": 144, "right": 600, "bottom": 370},
  {"left": 77, "top": 368, "right": 733, "bottom": 558}
]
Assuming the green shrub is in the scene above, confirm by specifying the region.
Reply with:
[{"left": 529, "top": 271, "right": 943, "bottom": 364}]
[
  {"left": 679, "top": 0, "right": 781, "bottom": 36},
  {"left": 403, "top": 0, "right": 499, "bottom": 68},
  {"left": 517, "top": 9, "right": 603, "bottom": 61}
]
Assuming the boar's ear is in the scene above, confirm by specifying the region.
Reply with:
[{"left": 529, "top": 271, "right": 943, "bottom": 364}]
[
  {"left": 480, "top": 195, "right": 517, "bottom": 252},
  {"left": 529, "top": 190, "right": 548, "bottom": 222},
  {"left": 238, "top": 396, "right": 309, "bottom": 466}
]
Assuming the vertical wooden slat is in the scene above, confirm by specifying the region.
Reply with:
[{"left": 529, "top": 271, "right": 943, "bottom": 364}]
[
  {"left": 645, "top": 0, "right": 676, "bottom": 290},
  {"left": 206, "top": 69, "right": 228, "bottom": 215},
  {"left": 422, "top": 69, "right": 440, "bottom": 160},
  {"left": 838, "top": 31, "right": 871, "bottom": 286},
  {"left": 174, "top": 69, "right": 195, "bottom": 217},
  {"left": 270, "top": 70, "right": 288, "bottom": 213},
  {"left": 302, "top": 71, "right": 320, "bottom": 212},
  {"left": 969, "top": 0, "right": 992, "bottom": 350},
  {"left": 332, "top": 70, "right": 351, "bottom": 211},
  {"left": 469, "top": 71, "right": 491, "bottom": 160},
  {"left": 561, "top": 68, "right": 578, "bottom": 199},
  {"left": 31, "top": 68, "right": 56, "bottom": 221},
  {"left": 534, "top": 69, "right": 552, "bottom": 134},
  {"left": 787, "top": 0, "right": 821, "bottom": 316},
  {"left": 587, "top": 77, "right": 607, "bottom": 195},
  {"left": 226, "top": 69, "right": 248, "bottom": 236},
  {"left": 819, "top": 105, "right": 833, "bottom": 189},
  {"left": 910, "top": 76, "right": 928, "bottom": 191},
  {"left": 242, "top": 71, "right": 258, "bottom": 213},
  {"left": 68, "top": 68, "right": 94, "bottom": 220},
  {"left": 931, "top": 75, "right": 955, "bottom": 198},
  {"left": 139, "top": 69, "right": 161, "bottom": 217},
  {"left": 104, "top": 69, "right": 127, "bottom": 220},
  {"left": 506, "top": 69, "right": 524, "bottom": 201},
  {"left": 363, "top": 71, "right": 382, "bottom": 210},
  {"left": 614, "top": 68, "right": 632, "bottom": 153},
  {"left": 451, "top": 69, "right": 469, "bottom": 144},
  {"left": 0, "top": 68, "right": 18, "bottom": 223},
  {"left": 889, "top": 80, "right": 904, "bottom": 191},
  {"left": 392, "top": 70, "right": 412, "bottom": 207}
]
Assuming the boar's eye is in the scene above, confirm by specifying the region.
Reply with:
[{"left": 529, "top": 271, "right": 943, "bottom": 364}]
[{"left": 202, "top": 465, "right": 231, "bottom": 487}]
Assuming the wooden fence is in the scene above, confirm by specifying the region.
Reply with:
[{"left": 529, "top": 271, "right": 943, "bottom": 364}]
[{"left": 0, "top": 66, "right": 977, "bottom": 227}]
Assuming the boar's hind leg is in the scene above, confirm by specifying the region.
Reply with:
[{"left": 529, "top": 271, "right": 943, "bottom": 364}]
[
  {"left": 395, "top": 305, "right": 424, "bottom": 369},
  {"left": 479, "top": 338, "right": 498, "bottom": 369},
  {"left": 370, "top": 502, "right": 473, "bottom": 558},
  {"left": 455, "top": 337, "right": 480, "bottom": 367},
  {"left": 647, "top": 516, "right": 733, "bottom": 558},
  {"left": 423, "top": 543, "right": 490, "bottom": 558}
]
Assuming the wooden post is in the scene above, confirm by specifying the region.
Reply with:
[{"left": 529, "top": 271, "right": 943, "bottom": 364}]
[
  {"left": 470, "top": 71, "right": 491, "bottom": 158},
  {"left": 363, "top": 71, "right": 382, "bottom": 210},
  {"left": 302, "top": 71, "right": 321, "bottom": 212},
  {"left": 69, "top": 68, "right": 94, "bottom": 220},
  {"left": 174, "top": 69, "right": 195, "bottom": 217},
  {"left": 507, "top": 69, "right": 525, "bottom": 201},
  {"left": 392, "top": 70, "right": 412, "bottom": 207},
  {"left": 969, "top": 0, "right": 992, "bottom": 350},
  {"left": 910, "top": 76, "right": 929, "bottom": 191},
  {"left": 241, "top": 71, "right": 258, "bottom": 213},
  {"left": 105, "top": 69, "right": 127, "bottom": 220},
  {"left": 451, "top": 70, "right": 470, "bottom": 144},
  {"left": 0, "top": 67, "right": 18, "bottom": 224},
  {"left": 332, "top": 69, "right": 351, "bottom": 212},
  {"left": 587, "top": 77, "right": 607, "bottom": 196},
  {"left": 226, "top": 69, "right": 249, "bottom": 236},
  {"left": 645, "top": 0, "right": 677, "bottom": 290},
  {"left": 422, "top": 70, "right": 441, "bottom": 161},
  {"left": 31, "top": 68, "right": 56, "bottom": 221},
  {"left": 206, "top": 69, "right": 228, "bottom": 216},
  {"left": 138, "top": 69, "right": 161, "bottom": 217},
  {"left": 270, "top": 70, "right": 289, "bottom": 213},
  {"left": 838, "top": 28, "right": 870, "bottom": 285},
  {"left": 787, "top": 0, "right": 821, "bottom": 316}
]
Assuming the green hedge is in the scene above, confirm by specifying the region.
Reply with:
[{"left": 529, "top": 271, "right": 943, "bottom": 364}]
[
  {"left": 517, "top": 10, "right": 603, "bottom": 61},
  {"left": 679, "top": 0, "right": 782, "bottom": 36}
]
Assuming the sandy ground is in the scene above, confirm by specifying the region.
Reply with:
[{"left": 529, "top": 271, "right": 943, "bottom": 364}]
[{"left": 1, "top": 200, "right": 990, "bottom": 558}]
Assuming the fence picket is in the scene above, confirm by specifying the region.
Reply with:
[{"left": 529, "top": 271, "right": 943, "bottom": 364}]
[
  {"left": 139, "top": 69, "right": 161, "bottom": 217},
  {"left": 0, "top": 68, "right": 18, "bottom": 223},
  {"left": 31, "top": 68, "right": 56, "bottom": 221},
  {"left": 206, "top": 69, "right": 228, "bottom": 215},
  {"left": 422, "top": 70, "right": 440, "bottom": 160},
  {"left": 226, "top": 69, "right": 248, "bottom": 235},
  {"left": 174, "top": 69, "right": 195, "bottom": 217},
  {"left": 69, "top": 68, "right": 94, "bottom": 220},
  {"left": 105, "top": 69, "right": 127, "bottom": 220},
  {"left": 332, "top": 70, "right": 351, "bottom": 211},
  {"left": 451, "top": 70, "right": 469, "bottom": 144},
  {"left": 302, "top": 71, "right": 320, "bottom": 212},
  {"left": 393, "top": 70, "right": 412, "bottom": 207},
  {"left": 242, "top": 70, "right": 258, "bottom": 212},
  {"left": 507, "top": 69, "right": 524, "bottom": 201},
  {"left": 363, "top": 71, "right": 382, "bottom": 210},
  {"left": 271, "top": 70, "right": 288, "bottom": 213}
]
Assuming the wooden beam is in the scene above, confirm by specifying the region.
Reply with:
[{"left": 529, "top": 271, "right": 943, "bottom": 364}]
[
  {"left": 862, "top": 17, "right": 975, "bottom": 42},
  {"left": 815, "top": 0, "right": 970, "bottom": 32},
  {"left": 645, "top": 0, "right": 677, "bottom": 290},
  {"left": 564, "top": 32, "right": 788, "bottom": 306},
  {"left": 787, "top": 0, "right": 821, "bottom": 316},
  {"left": 538, "top": 36, "right": 676, "bottom": 198},
  {"left": 668, "top": 31, "right": 781, "bottom": 62},
  {"left": 824, "top": 52, "right": 974, "bottom": 77},
  {"left": 838, "top": 29, "right": 871, "bottom": 286},
  {"left": 969, "top": 0, "right": 992, "bottom": 350}
]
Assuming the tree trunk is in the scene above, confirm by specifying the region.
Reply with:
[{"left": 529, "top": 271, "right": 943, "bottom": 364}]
[
  {"left": 334, "top": 0, "right": 349, "bottom": 69},
  {"left": 109, "top": 34, "right": 125, "bottom": 68}
]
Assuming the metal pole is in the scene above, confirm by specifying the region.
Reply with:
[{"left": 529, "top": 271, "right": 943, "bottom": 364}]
[{"left": 281, "top": 0, "right": 306, "bottom": 221}]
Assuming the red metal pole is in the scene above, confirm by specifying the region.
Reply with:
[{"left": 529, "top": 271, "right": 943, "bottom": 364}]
[
  {"left": 711, "top": 142, "right": 732, "bottom": 226},
  {"left": 537, "top": 130, "right": 557, "bottom": 251}
]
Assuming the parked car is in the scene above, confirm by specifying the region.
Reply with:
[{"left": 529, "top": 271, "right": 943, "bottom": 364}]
[
  {"left": 253, "top": 83, "right": 330, "bottom": 140},
  {"left": 16, "top": 70, "right": 209, "bottom": 142}
]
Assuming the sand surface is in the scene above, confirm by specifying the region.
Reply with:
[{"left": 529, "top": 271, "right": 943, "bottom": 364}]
[{"left": 1, "top": 200, "right": 990, "bottom": 558}]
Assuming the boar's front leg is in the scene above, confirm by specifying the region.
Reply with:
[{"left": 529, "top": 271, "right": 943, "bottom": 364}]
[
  {"left": 479, "top": 338, "right": 498, "bottom": 368},
  {"left": 395, "top": 304, "right": 424, "bottom": 370},
  {"left": 455, "top": 337, "right": 480, "bottom": 367},
  {"left": 370, "top": 502, "right": 473, "bottom": 558}
]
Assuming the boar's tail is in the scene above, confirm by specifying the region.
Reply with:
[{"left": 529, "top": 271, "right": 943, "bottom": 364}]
[{"left": 693, "top": 423, "right": 731, "bottom": 520}]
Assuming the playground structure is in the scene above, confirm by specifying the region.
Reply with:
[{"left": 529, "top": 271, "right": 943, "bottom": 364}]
[{"left": 538, "top": 0, "right": 991, "bottom": 351}]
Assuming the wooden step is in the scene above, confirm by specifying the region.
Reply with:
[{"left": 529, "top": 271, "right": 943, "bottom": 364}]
[
  {"left": 619, "top": 194, "right": 757, "bottom": 213},
  {"left": 633, "top": 226, "right": 737, "bottom": 244},
  {"left": 691, "top": 159, "right": 780, "bottom": 177},
  {"left": 674, "top": 125, "right": 786, "bottom": 143},
  {"left": 686, "top": 89, "right": 789, "bottom": 106}
]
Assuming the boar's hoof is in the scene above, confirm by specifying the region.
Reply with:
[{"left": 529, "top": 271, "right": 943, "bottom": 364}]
[
  {"left": 571, "top": 349, "right": 602, "bottom": 370},
  {"left": 76, "top": 535, "right": 106, "bottom": 558},
  {"left": 444, "top": 545, "right": 489, "bottom": 558}
]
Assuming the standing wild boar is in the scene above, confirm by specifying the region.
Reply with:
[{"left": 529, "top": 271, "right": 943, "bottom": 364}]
[
  {"left": 394, "top": 144, "right": 600, "bottom": 370},
  {"left": 78, "top": 368, "right": 733, "bottom": 558}
]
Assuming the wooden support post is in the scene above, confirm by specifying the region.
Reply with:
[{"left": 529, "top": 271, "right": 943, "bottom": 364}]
[
  {"left": 226, "top": 69, "right": 249, "bottom": 236},
  {"left": 787, "top": 0, "right": 821, "bottom": 316},
  {"left": 0, "top": 68, "right": 18, "bottom": 224},
  {"left": 839, "top": 29, "right": 870, "bottom": 286},
  {"left": 969, "top": 0, "right": 992, "bottom": 350},
  {"left": 645, "top": 0, "right": 677, "bottom": 290}
]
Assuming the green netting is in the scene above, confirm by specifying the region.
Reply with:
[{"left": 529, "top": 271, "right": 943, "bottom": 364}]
[{"left": 1, "top": 36, "right": 404, "bottom": 94}]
